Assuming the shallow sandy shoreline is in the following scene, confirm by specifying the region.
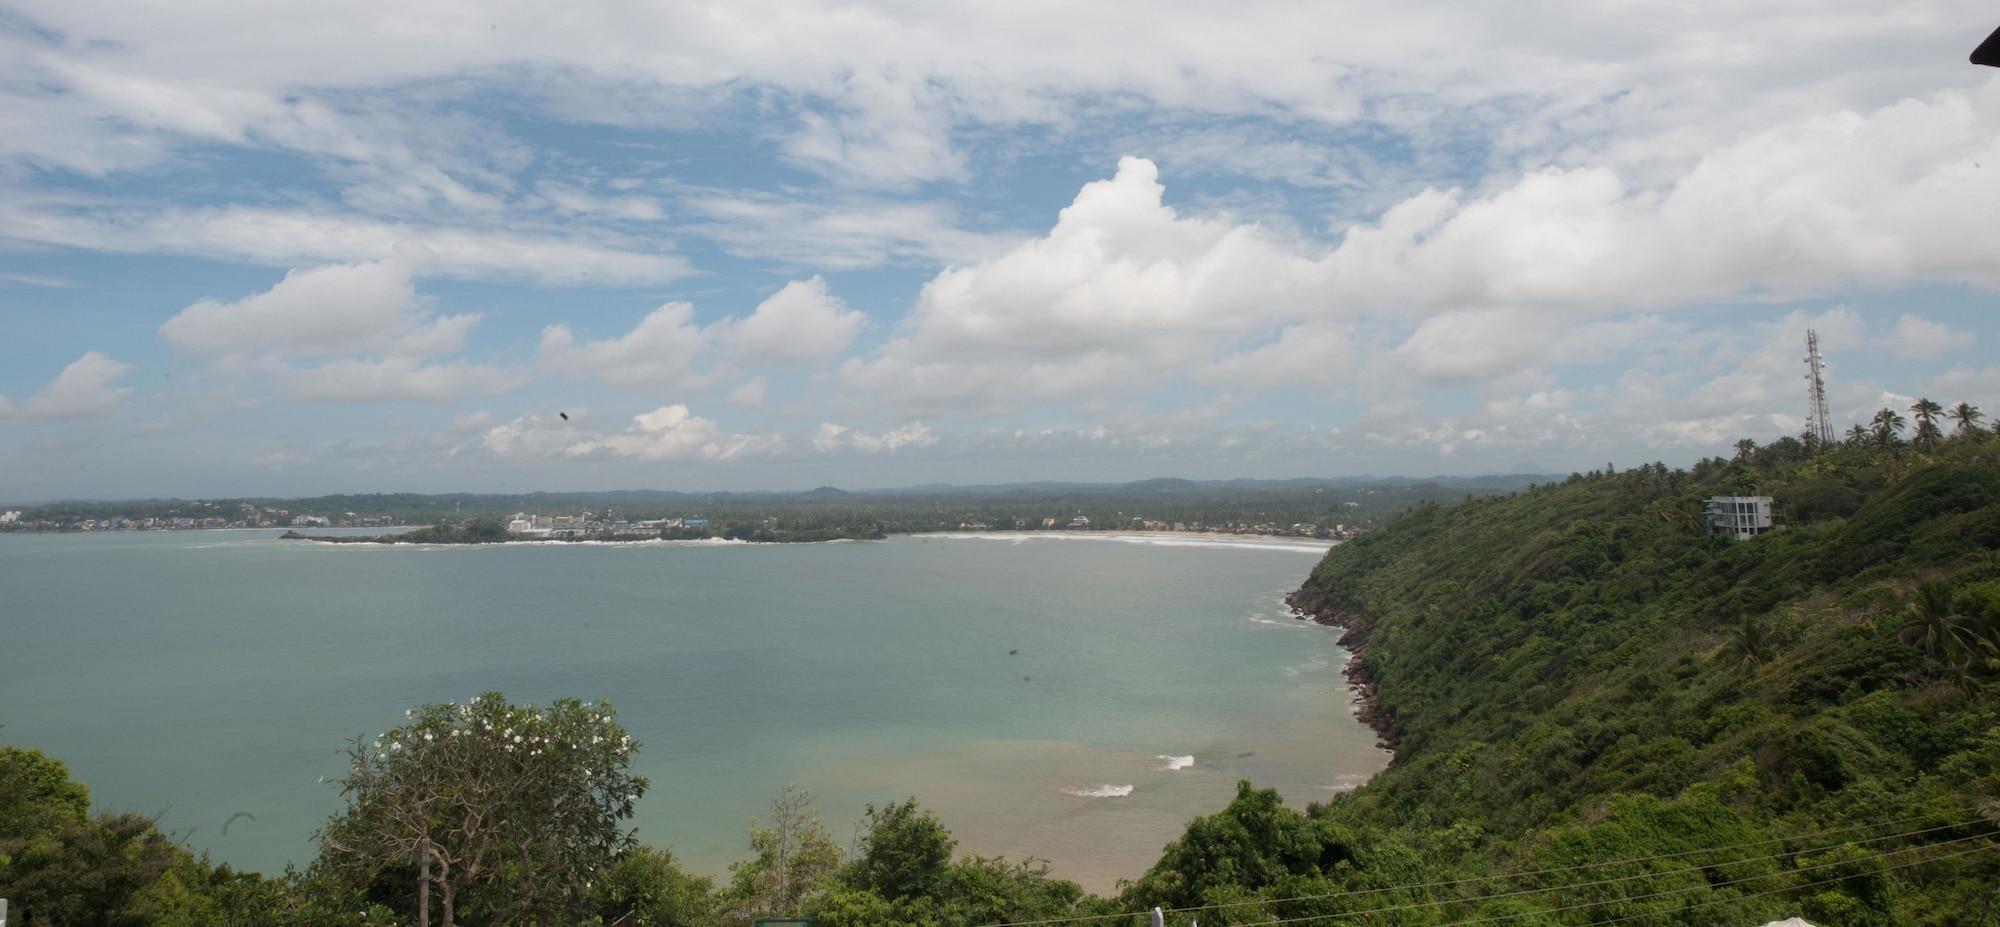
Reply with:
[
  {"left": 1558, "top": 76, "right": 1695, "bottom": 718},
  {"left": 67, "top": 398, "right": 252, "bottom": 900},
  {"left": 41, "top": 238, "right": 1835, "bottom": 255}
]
[{"left": 911, "top": 529, "right": 1338, "bottom": 547}]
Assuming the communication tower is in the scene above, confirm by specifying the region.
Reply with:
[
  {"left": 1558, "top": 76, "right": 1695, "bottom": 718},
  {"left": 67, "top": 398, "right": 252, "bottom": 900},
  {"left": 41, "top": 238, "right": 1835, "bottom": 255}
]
[{"left": 1804, "top": 329, "right": 1835, "bottom": 450}]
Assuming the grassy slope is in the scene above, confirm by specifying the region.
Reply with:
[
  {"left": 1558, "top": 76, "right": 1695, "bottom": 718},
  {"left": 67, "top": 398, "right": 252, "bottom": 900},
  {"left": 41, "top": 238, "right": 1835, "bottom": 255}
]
[{"left": 1128, "top": 441, "right": 2000, "bottom": 926}]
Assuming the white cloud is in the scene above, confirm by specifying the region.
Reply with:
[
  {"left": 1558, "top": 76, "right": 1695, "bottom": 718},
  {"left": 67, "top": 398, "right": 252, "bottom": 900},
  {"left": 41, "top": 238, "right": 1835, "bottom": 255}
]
[
  {"left": 158, "top": 252, "right": 526, "bottom": 404},
  {"left": 538, "top": 278, "right": 865, "bottom": 391},
  {"left": 1891, "top": 313, "right": 1972, "bottom": 360},
  {"left": 6, "top": 0, "right": 1981, "bottom": 196},
  {"left": 567, "top": 404, "right": 781, "bottom": 462},
  {"left": 812, "top": 421, "right": 938, "bottom": 452},
  {"left": 481, "top": 411, "right": 583, "bottom": 460},
  {"left": 843, "top": 157, "right": 1326, "bottom": 411},
  {"left": 723, "top": 277, "right": 865, "bottom": 366},
  {"left": 1, "top": 200, "right": 687, "bottom": 286},
  {"left": 161, "top": 248, "right": 437, "bottom": 356},
  {"left": 0, "top": 352, "right": 135, "bottom": 421},
  {"left": 1322, "top": 83, "right": 2000, "bottom": 313},
  {"left": 538, "top": 302, "right": 711, "bottom": 389}
]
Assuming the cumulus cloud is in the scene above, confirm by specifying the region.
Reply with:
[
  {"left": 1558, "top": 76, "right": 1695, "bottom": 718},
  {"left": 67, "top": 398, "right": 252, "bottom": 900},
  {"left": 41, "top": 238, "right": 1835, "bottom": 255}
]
[
  {"left": 843, "top": 157, "right": 1326, "bottom": 410},
  {"left": 161, "top": 248, "right": 439, "bottom": 356},
  {"left": 0, "top": 352, "right": 135, "bottom": 421},
  {"left": 538, "top": 303, "right": 711, "bottom": 389},
  {"left": 540, "top": 278, "right": 867, "bottom": 391},
  {"left": 158, "top": 251, "right": 527, "bottom": 404},
  {"left": 848, "top": 78, "right": 2000, "bottom": 414},
  {"left": 722, "top": 277, "right": 866, "bottom": 366}
]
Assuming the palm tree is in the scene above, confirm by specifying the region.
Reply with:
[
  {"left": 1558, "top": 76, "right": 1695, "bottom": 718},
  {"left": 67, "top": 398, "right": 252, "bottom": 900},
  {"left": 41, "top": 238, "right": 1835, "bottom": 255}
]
[
  {"left": 1733, "top": 438, "right": 1758, "bottom": 463},
  {"left": 1728, "top": 613, "right": 1774, "bottom": 668},
  {"left": 1950, "top": 401, "right": 1985, "bottom": 438},
  {"left": 1909, "top": 398, "right": 1944, "bottom": 451},
  {"left": 1871, "top": 408, "right": 1907, "bottom": 449},
  {"left": 1845, "top": 423, "right": 1871, "bottom": 448},
  {"left": 1897, "top": 582, "right": 1976, "bottom": 668}
]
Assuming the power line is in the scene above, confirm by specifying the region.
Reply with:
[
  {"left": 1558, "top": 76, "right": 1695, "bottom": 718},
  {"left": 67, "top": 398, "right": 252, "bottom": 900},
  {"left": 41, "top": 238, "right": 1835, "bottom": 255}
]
[
  {"left": 970, "top": 808, "right": 1987, "bottom": 927},
  {"left": 1464, "top": 839, "right": 1992, "bottom": 927},
  {"left": 1251, "top": 827, "right": 1998, "bottom": 927}
]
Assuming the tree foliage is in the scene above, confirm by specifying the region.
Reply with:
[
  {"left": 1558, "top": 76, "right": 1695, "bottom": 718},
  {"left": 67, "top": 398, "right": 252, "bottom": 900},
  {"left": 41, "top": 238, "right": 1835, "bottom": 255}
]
[{"left": 318, "top": 693, "right": 646, "bottom": 927}]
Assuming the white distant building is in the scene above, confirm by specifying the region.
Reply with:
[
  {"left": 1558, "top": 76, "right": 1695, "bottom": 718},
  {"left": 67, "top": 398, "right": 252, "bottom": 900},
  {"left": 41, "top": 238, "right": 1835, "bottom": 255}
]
[
  {"left": 290, "top": 514, "right": 330, "bottom": 527},
  {"left": 1704, "top": 496, "right": 1774, "bottom": 541},
  {"left": 0, "top": 510, "right": 19, "bottom": 524}
]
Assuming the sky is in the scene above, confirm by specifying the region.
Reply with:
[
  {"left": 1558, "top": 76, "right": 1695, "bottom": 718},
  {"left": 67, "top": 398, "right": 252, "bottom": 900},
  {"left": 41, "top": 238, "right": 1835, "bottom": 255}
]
[{"left": 2, "top": 2, "right": 1998, "bottom": 500}]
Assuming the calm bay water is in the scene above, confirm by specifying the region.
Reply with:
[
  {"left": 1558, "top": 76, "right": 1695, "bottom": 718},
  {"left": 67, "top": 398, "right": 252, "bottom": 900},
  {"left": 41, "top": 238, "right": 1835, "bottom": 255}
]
[{"left": 0, "top": 529, "right": 1386, "bottom": 891}]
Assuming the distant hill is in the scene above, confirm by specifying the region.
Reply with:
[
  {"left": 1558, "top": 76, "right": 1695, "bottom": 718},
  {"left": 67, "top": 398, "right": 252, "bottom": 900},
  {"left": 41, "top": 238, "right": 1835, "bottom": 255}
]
[{"left": 8, "top": 474, "right": 1552, "bottom": 517}]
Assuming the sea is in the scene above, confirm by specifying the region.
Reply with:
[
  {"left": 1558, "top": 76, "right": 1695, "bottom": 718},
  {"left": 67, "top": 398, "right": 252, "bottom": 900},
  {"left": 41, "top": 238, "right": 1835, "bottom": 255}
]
[{"left": 0, "top": 528, "right": 1388, "bottom": 892}]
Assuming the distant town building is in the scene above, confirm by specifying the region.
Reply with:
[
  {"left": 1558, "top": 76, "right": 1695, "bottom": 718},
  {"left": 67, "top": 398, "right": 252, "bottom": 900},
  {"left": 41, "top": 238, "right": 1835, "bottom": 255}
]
[
  {"left": 289, "top": 514, "right": 331, "bottom": 527},
  {"left": 1704, "top": 496, "right": 1775, "bottom": 541},
  {"left": 1067, "top": 515, "right": 1090, "bottom": 529}
]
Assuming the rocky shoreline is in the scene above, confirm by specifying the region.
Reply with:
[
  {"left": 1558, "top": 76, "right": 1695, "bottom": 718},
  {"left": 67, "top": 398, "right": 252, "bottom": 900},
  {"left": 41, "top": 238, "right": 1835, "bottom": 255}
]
[{"left": 1287, "top": 584, "right": 1400, "bottom": 761}]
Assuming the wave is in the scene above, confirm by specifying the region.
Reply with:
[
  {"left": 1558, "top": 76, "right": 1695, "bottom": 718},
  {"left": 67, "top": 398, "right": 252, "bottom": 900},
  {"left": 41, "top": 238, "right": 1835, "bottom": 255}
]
[
  {"left": 1156, "top": 754, "right": 1194, "bottom": 771},
  {"left": 1318, "top": 773, "right": 1375, "bottom": 793},
  {"left": 1062, "top": 784, "right": 1135, "bottom": 798},
  {"left": 1284, "top": 655, "right": 1332, "bottom": 677}
]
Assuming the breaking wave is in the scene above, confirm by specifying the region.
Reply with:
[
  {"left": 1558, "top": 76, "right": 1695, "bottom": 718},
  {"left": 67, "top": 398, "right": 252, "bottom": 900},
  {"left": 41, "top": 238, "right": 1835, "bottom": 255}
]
[{"left": 1062, "top": 784, "right": 1135, "bottom": 798}]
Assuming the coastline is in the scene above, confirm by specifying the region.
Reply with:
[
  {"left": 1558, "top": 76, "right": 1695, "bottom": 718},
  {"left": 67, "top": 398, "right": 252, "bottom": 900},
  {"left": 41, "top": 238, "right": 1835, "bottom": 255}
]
[
  {"left": 1287, "top": 585, "right": 1399, "bottom": 761},
  {"left": 912, "top": 530, "right": 1336, "bottom": 550}
]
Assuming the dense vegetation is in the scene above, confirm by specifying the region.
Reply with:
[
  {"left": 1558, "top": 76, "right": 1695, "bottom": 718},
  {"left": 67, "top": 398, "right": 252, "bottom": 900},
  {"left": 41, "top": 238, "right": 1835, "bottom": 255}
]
[
  {"left": 6, "top": 405, "right": 1999, "bottom": 924},
  {"left": 1255, "top": 424, "right": 2000, "bottom": 924}
]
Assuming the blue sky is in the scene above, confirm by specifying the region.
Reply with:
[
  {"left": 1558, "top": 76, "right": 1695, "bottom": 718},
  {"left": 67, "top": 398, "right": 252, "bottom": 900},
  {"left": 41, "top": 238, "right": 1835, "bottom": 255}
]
[{"left": 2, "top": 2, "right": 1998, "bottom": 500}]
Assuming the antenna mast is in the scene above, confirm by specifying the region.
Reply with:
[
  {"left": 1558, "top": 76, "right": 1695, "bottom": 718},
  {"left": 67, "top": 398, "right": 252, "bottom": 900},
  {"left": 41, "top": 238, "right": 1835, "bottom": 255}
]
[{"left": 1804, "top": 329, "right": 1835, "bottom": 450}]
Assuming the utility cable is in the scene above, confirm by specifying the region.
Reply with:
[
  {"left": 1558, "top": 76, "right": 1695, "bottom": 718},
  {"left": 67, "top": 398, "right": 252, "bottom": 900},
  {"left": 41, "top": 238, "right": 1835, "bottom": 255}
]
[
  {"left": 1249, "top": 827, "right": 1999, "bottom": 927},
  {"left": 971, "top": 808, "right": 1990, "bottom": 927}
]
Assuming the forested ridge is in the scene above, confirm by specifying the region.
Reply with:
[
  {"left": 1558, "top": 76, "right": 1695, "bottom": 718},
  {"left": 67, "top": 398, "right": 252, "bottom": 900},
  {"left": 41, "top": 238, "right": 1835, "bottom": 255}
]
[{"left": 1254, "top": 436, "right": 2000, "bottom": 924}]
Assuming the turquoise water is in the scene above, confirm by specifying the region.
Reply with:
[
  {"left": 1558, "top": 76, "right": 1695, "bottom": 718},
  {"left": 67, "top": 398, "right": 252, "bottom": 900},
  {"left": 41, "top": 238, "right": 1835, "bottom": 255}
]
[{"left": 0, "top": 529, "right": 1386, "bottom": 891}]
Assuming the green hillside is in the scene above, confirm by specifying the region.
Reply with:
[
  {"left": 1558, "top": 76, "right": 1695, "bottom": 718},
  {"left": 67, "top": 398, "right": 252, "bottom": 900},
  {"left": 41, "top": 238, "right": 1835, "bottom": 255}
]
[{"left": 1120, "top": 438, "right": 2000, "bottom": 924}]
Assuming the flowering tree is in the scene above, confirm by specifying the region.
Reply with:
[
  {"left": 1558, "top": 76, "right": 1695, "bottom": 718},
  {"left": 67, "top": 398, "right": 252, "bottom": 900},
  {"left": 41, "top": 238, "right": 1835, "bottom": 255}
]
[{"left": 318, "top": 693, "right": 647, "bottom": 927}]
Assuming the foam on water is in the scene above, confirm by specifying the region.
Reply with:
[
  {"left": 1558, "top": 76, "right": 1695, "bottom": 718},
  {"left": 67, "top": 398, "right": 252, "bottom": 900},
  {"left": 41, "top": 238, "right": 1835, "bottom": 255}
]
[
  {"left": 1157, "top": 754, "right": 1195, "bottom": 771},
  {"left": 1063, "top": 784, "right": 1136, "bottom": 798}
]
